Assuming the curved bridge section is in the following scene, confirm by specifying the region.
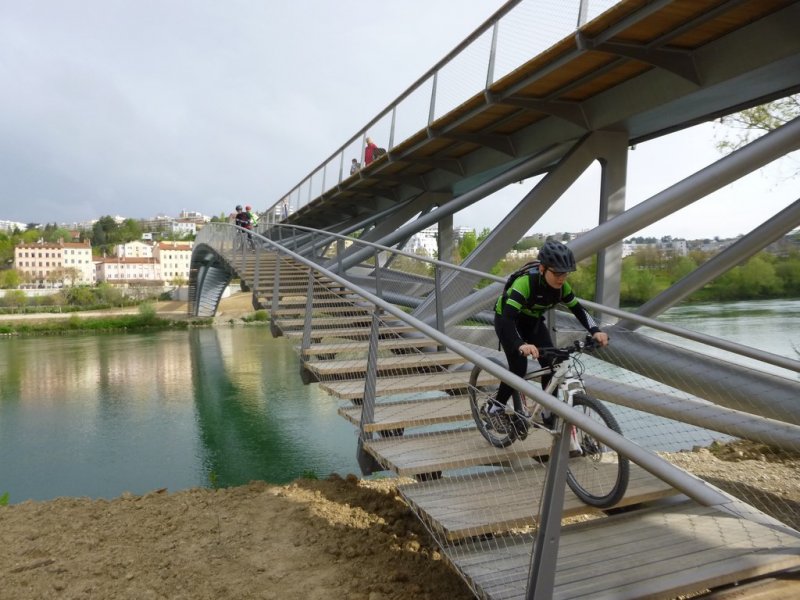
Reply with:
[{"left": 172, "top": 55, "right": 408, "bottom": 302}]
[{"left": 188, "top": 241, "right": 238, "bottom": 318}]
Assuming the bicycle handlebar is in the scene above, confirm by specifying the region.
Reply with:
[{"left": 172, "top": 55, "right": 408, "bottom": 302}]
[{"left": 537, "top": 335, "right": 599, "bottom": 363}]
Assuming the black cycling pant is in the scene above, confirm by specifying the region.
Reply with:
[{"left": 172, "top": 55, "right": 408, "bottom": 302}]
[{"left": 493, "top": 313, "right": 553, "bottom": 410}]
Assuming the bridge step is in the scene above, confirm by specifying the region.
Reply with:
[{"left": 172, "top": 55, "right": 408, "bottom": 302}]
[
  {"left": 398, "top": 463, "right": 676, "bottom": 541},
  {"left": 273, "top": 315, "right": 375, "bottom": 330},
  {"left": 258, "top": 289, "right": 356, "bottom": 300},
  {"left": 319, "top": 369, "right": 492, "bottom": 400},
  {"left": 282, "top": 325, "right": 419, "bottom": 341},
  {"left": 268, "top": 298, "right": 363, "bottom": 310},
  {"left": 306, "top": 351, "right": 467, "bottom": 377},
  {"left": 362, "top": 427, "right": 552, "bottom": 477},
  {"left": 272, "top": 305, "right": 373, "bottom": 316},
  {"left": 338, "top": 395, "right": 473, "bottom": 431},
  {"left": 449, "top": 499, "right": 800, "bottom": 600},
  {"left": 302, "top": 337, "right": 441, "bottom": 356}
]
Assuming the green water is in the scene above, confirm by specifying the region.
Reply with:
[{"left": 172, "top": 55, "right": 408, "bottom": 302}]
[{"left": 0, "top": 327, "right": 359, "bottom": 504}]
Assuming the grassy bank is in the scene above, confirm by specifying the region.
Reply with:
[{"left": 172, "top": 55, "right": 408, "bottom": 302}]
[{"left": 0, "top": 303, "right": 212, "bottom": 335}]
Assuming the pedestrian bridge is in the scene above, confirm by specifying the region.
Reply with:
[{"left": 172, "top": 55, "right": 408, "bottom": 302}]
[{"left": 190, "top": 1, "right": 800, "bottom": 598}]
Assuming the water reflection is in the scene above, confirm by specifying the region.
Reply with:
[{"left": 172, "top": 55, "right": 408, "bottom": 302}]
[{"left": 0, "top": 328, "right": 358, "bottom": 503}]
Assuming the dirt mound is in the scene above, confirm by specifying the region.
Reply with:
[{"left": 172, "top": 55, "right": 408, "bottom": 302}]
[{"left": 0, "top": 475, "right": 473, "bottom": 600}]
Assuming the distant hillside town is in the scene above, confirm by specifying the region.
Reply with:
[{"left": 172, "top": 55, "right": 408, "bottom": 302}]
[
  {"left": 1, "top": 211, "right": 798, "bottom": 293},
  {"left": 0, "top": 211, "right": 212, "bottom": 290}
]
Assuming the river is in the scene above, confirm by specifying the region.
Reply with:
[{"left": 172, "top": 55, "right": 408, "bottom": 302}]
[
  {"left": 0, "top": 299, "right": 796, "bottom": 504},
  {"left": 0, "top": 327, "right": 360, "bottom": 504}
]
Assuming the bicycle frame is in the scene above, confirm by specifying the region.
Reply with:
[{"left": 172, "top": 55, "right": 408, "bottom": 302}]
[{"left": 520, "top": 358, "right": 584, "bottom": 420}]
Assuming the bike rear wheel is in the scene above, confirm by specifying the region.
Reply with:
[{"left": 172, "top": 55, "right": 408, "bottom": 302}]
[
  {"left": 565, "top": 393, "right": 630, "bottom": 508},
  {"left": 468, "top": 361, "right": 520, "bottom": 448}
]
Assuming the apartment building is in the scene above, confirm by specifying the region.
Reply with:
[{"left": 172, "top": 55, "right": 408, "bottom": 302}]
[
  {"left": 14, "top": 240, "right": 94, "bottom": 286},
  {"left": 115, "top": 240, "right": 155, "bottom": 258},
  {"left": 153, "top": 241, "right": 193, "bottom": 282},
  {"left": 96, "top": 257, "right": 162, "bottom": 283}
]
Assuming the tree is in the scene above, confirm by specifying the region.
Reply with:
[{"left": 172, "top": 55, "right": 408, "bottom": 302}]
[
  {"left": 666, "top": 255, "right": 697, "bottom": 281},
  {"left": 458, "top": 230, "right": 477, "bottom": 261},
  {"left": 717, "top": 95, "right": 799, "bottom": 153},
  {"left": 43, "top": 227, "right": 73, "bottom": 243},
  {"left": 62, "top": 267, "right": 81, "bottom": 287},
  {"left": 0, "top": 269, "right": 20, "bottom": 289},
  {"left": 1, "top": 290, "right": 27, "bottom": 310},
  {"left": 46, "top": 268, "right": 65, "bottom": 288},
  {"left": 633, "top": 246, "right": 663, "bottom": 269},
  {"left": 118, "top": 218, "right": 143, "bottom": 243}
]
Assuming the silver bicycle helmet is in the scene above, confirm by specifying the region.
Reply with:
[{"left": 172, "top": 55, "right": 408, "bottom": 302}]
[{"left": 538, "top": 240, "right": 577, "bottom": 272}]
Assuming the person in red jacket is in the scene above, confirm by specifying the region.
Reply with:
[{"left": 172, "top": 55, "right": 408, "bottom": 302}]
[{"left": 364, "top": 137, "right": 378, "bottom": 165}]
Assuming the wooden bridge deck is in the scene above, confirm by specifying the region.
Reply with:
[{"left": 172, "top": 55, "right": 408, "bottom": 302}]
[
  {"left": 224, "top": 251, "right": 800, "bottom": 599},
  {"left": 452, "top": 500, "right": 800, "bottom": 600}
]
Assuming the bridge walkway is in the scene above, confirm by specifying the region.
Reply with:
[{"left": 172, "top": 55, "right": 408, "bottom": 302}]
[{"left": 222, "top": 247, "right": 800, "bottom": 600}]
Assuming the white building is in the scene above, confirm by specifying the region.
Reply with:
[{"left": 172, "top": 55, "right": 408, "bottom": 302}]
[
  {"left": 169, "top": 220, "right": 197, "bottom": 237},
  {"left": 14, "top": 240, "right": 95, "bottom": 286},
  {"left": 154, "top": 241, "right": 193, "bottom": 282},
  {"left": 0, "top": 220, "right": 27, "bottom": 233},
  {"left": 658, "top": 238, "right": 688, "bottom": 256},
  {"left": 115, "top": 240, "right": 155, "bottom": 258},
  {"left": 406, "top": 226, "right": 439, "bottom": 257},
  {"left": 96, "top": 257, "right": 162, "bottom": 283}
]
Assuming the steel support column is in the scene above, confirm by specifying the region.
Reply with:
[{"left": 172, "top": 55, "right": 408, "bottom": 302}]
[
  {"left": 437, "top": 212, "right": 454, "bottom": 263},
  {"left": 594, "top": 131, "right": 628, "bottom": 313}
]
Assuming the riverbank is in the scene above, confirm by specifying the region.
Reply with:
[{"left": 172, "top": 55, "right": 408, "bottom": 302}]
[
  {"left": 0, "top": 292, "right": 257, "bottom": 334},
  {"left": 1, "top": 441, "right": 798, "bottom": 600}
]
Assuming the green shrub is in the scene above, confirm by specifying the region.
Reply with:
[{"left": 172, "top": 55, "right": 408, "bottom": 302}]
[{"left": 138, "top": 302, "right": 157, "bottom": 323}]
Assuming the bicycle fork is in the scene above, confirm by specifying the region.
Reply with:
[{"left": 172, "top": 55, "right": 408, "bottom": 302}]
[{"left": 542, "top": 368, "right": 584, "bottom": 455}]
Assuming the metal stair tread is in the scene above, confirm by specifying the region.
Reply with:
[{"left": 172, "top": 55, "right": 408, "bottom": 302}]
[
  {"left": 306, "top": 351, "right": 468, "bottom": 376},
  {"left": 398, "top": 462, "right": 677, "bottom": 541},
  {"left": 338, "top": 394, "right": 473, "bottom": 430},
  {"left": 448, "top": 500, "right": 800, "bottom": 600},
  {"left": 363, "top": 427, "right": 553, "bottom": 476},
  {"left": 319, "top": 369, "right": 492, "bottom": 400}
]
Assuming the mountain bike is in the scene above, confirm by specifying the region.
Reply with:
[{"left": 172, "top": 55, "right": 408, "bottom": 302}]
[{"left": 468, "top": 337, "right": 629, "bottom": 508}]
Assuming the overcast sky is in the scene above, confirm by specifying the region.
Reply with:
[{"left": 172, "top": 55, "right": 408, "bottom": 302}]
[{"left": 1, "top": 1, "right": 796, "bottom": 240}]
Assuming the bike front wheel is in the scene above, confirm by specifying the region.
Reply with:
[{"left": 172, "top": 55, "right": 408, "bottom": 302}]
[{"left": 565, "top": 393, "right": 630, "bottom": 508}]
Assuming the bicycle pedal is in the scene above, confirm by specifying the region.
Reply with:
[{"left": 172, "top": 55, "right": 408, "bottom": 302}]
[{"left": 511, "top": 416, "right": 528, "bottom": 440}]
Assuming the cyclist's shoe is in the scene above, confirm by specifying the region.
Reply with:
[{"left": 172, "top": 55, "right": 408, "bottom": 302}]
[
  {"left": 513, "top": 406, "right": 532, "bottom": 420},
  {"left": 486, "top": 402, "right": 511, "bottom": 434},
  {"left": 510, "top": 414, "right": 529, "bottom": 440},
  {"left": 538, "top": 411, "right": 557, "bottom": 430}
]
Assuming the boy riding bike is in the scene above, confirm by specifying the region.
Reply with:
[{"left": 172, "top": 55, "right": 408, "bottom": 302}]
[{"left": 489, "top": 240, "right": 608, "bottom": 431}]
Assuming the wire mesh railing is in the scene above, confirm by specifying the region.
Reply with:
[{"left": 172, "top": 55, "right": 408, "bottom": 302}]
[{"left": 196, "top": 222, "right": 800, "bottom": 599}]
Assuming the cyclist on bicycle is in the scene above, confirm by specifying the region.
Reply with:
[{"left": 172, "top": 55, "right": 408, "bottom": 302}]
[
  {"left": 489, "top": 240, "right": 608, "bottom": 430},
  {"left": 234, "top": 204, "right": 254, "bottom": 249}
]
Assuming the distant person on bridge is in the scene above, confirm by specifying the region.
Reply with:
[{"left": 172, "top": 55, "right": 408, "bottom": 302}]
[
  {"left": 246, "top": 205, "right": 259, "bottom": 228},
  {"left": 234, "top": 204, "right": 254, "bottom": 250},
  {"left": 364, "top": 137, "right": 378, "bottom": 165},
  {"left": 350, "top": 158, "right": 360, "bottom": 175},
  {"left": 489, "top": 240, "right": 608, "bottom": 430}
]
